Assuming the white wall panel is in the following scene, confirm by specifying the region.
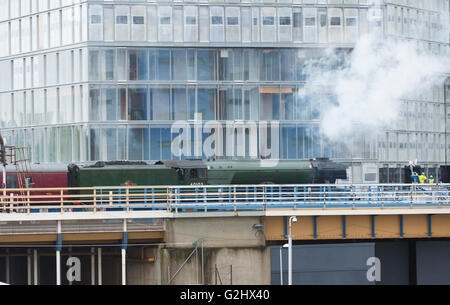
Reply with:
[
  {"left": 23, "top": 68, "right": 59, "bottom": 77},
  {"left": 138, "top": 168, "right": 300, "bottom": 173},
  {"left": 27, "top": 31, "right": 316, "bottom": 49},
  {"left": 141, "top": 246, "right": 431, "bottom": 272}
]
[
  {"left": 328, "top": 8, "right": 343, "bottom": 43},
  {"left": 131, "top": 6, "right": 146, "bottom": 41},
  {"left": 115, "top": 5, "right": 130, "bottom": 41},
  {"left": 303, "top": 7, "right": 317, "bottom": 43},
  {"left": 184, "top": 5, "right": 198, "bottom": 42},
  {"left": 261, "top": 6, "right": 276, "bottom": 42},
  {"left": 278, "top": 7, "right": 292, "bottom": 42},
  {"left": 158, "top": 6, "right": 173, "bottom": 42},
  {"left": 210, "top": 6, "right": 224, "bottom": 42},
  {"left": 89, "top": 4, "right": 103, "bottom": 41},
  {"left": 344, "top": 8, "right": 358, "bottom": 43},
  {"left": 226, "top": 6, "right": 240, "bottom": 42}
]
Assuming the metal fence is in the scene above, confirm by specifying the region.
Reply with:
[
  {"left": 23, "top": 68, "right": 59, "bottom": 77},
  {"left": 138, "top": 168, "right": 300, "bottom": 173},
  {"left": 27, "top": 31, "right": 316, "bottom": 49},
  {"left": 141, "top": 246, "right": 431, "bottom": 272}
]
[{"left": 0, "top": 183, "right": 449, "bottom": 214}]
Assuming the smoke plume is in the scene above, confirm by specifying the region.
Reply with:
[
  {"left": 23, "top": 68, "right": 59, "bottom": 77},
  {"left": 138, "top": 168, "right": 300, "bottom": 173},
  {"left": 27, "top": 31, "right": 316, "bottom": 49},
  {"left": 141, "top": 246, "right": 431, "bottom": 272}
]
[{"left": 303, "top": 34, "right": 450, "bottom": 141}]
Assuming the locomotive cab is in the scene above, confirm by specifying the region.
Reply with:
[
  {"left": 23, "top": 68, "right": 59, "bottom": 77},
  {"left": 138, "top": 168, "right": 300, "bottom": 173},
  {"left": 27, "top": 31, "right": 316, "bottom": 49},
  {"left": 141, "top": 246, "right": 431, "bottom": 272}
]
[
  {"left": 310, "top": 158, "right": 348, "bottom": 183},
  {"left": 162, "top": 160, "right": 208, "bottom": 185}
]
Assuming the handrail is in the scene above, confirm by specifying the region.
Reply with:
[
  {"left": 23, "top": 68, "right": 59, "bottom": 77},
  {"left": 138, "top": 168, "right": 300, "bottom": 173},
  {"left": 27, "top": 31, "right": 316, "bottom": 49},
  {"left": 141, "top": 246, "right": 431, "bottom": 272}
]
[{"left": 0, "top": 183, "right": 448, "bottom": 214}]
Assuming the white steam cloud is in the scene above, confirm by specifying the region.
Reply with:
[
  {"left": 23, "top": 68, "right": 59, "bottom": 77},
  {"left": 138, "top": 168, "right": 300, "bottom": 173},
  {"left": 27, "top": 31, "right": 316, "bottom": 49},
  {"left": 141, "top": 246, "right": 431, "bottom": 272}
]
[{"left": 303, "top": 34, "right": 450, "bottom": 141}]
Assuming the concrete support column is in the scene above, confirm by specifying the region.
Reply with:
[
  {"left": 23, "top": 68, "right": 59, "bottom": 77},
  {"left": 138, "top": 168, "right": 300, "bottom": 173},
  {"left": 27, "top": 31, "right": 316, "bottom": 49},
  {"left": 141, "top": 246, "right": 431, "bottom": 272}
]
[
  {"left": 121, "top": 248, "right": 126, "bottom": 285},
  {"left": 56, "top": 221, "right": 62, "bottom": 285},
  {"left": 5, "top": 249, "right": 9, "bottom": 284},
  {"left": 97, "top": 248, "right": 102, "bottom": 285},
  {"left": 33, "top": 249, "right": 38, "bottom": 285},
  {"left": 122, "top": 220, "right": 127, "bottom": 285},
  {"left": 91, "top": 247, "right": 95, "bottom": 285},
  {"left": 56, "top": 248, "right": 61, "bottom": 285},
  {"left": 27, "top": 249, "right": 31, "bottom": 285}
]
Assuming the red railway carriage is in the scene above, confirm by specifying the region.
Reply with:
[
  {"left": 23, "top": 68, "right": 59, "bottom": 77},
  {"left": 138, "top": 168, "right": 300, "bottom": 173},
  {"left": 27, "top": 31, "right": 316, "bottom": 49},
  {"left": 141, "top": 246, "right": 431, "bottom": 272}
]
[
  {"left": 0, "top": 164, "right": 69, "bottom": 189},
  {"left": 0, "top": 164, "right": 69, "bottom": 207}
]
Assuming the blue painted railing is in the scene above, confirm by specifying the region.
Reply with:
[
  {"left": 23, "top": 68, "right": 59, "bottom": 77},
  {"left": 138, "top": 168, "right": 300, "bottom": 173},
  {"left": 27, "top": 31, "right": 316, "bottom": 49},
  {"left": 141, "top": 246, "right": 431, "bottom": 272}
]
[{"left": 1, "top": 183, "right": 450, "bottom": 214}]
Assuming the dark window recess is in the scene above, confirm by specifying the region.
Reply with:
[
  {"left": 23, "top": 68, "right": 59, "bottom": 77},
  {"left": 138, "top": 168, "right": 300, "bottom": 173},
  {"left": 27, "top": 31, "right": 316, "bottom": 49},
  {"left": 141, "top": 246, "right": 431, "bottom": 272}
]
[
  {"left": 293, "top": 12, "right": 302, "bottom": 27},
  {"left": 198, "top": 169, "right": 206, "bottom": 178},
  {"left": 253, "top": 18, "right": 258, "bottom": 25},
  {"left": 6, "top": 175, "right": 17, "bottom": 188},
  {"left": 305, "top": 17, "right": 315, "bottom": 26},
  {"left": 330, "top": 17, "right": 341, "bottom": 26},
  {"left": 346, "top": 17, "right": 357, "bottom": 26},
  {"left": 133, "top": 16, "right": 145, "bottom": 24},
  {"left": 190, "top": 169, "right": 207, "bottom": 179},
  {"left": 320, "top": 14, "right": 327, "bottom": 27},
  {"left": 227, "top": 16, "right": 239, "bottom": 25},
  {"left": 160, "top": 16, "right": 171, "bottom": 24},
  {"left": 116, "top": 16, "right": 128, "bottom": 24},
  {"left": 91, "top": 15, "right": 101, "bottom": 24},
  {"left": 211, "top": 16, "right": 223, "bottom": 25},
  {"left": 263, "top": 16, "right": 274, "bottom": 25},
  {"left": 186, "top": 16, "right": 197, "bottom": 25},
  {"left": 279, "top": 16, "right": 291, "bottom": 25}
]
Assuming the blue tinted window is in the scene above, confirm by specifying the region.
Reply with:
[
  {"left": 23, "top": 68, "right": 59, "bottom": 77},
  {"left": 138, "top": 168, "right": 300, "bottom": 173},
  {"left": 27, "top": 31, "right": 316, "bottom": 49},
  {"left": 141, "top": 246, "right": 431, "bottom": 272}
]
[
  {"left": 212, "top": 16, "right": 223, "bottom": 25},
  {"left": 116, "top": 16, "right": 128, "bottom": 24}
]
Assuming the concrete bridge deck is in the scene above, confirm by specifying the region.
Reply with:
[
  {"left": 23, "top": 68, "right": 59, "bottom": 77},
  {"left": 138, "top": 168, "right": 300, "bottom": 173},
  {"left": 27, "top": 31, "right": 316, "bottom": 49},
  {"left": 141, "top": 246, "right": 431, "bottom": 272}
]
[{"left": 1, "top": 183, "right": 450, "bottom": 285}]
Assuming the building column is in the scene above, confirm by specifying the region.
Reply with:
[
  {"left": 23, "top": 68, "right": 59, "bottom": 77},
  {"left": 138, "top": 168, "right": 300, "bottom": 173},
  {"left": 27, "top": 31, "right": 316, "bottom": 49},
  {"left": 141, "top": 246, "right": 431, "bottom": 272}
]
[
  {"left": 27, "top": 249, "right": 31, "bottom": 285},
  {"left": 33, "top": 249, "right": 38, "bottom": 285},
  {"left": 122, "top": 220, "right": 127, "bottom": 285},
  {"left": 91, "top": 247, "right": 95, "bottom": 285},
  {"left": 56, "top": 221, "right": 62, "bottom": 285},
  {"left": 5, "top": 249, "right": 10, "bottom": 284},
  {"left": 97, "top": 248, "right": 102, "bottom": 285}
]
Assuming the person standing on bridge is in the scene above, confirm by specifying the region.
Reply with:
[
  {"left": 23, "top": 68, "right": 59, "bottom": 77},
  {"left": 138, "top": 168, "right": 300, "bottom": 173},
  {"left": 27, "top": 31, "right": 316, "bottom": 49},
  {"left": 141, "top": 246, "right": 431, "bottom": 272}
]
[
  {"left": 412, "top": 172, "right": 419, "bottom": 183},
  {"left": 428, "top": 175, "right": 434, "bottom": 184},
  {"left": 419, "top": 172, "right": 427, "bottom": 184}
]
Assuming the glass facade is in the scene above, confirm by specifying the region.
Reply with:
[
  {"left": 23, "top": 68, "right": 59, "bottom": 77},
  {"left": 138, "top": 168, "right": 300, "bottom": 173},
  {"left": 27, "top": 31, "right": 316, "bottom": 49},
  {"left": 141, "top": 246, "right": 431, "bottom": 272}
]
[{"left": 0, "top": 0, "right": 449, "bottom": 182}]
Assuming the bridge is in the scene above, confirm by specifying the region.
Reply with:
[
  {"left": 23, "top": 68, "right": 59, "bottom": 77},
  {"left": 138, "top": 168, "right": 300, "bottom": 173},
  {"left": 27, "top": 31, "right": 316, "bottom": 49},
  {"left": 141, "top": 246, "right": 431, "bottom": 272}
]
[{"left": 1, "top": 183, "right": 450, "bottom": 285}]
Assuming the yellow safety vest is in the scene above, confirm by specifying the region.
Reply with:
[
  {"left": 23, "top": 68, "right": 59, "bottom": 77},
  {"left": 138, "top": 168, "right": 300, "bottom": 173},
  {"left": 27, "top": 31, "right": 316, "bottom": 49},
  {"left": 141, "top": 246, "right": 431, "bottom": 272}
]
[
  {"left": 419, "top": 175, "right": 427, "bottom": 184},
  {"left": 429, "top": 178, "right": 434, "bottom": 184}
]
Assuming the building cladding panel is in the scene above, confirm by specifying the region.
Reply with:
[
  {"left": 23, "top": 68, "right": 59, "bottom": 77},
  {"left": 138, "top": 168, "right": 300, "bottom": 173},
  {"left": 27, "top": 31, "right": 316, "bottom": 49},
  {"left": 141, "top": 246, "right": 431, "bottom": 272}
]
[{"left": 0, "top": 0, "right": 449, "bottom": 181}]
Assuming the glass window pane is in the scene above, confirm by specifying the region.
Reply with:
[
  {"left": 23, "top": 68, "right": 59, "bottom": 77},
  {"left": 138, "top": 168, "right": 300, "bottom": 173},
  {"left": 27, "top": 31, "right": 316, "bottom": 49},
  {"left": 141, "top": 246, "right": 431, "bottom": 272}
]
[
  {"left": 89, "top": 50, "right": 100, "bottom": 80},
  {"left": 157, "top": 49, "right": 170, "bottom": 80},
  {"left": 128, "top": 88, "right": 148, "bottom": 120},
  {"left": 197, "top": 87, "right": 216, "bottom": 120},
  {"left": 105, "top": 88, "right": 117, "bottom": 121},
  {"left": 129, "top": 127, "right": 149, "bottom": 160},
  {"left": 197, "top": 50, "right": 216, "bottom": 81},
  {"left": 104, "top": 50, "right": 115, "bottom": 80},
  {"left": 172, "top": 88, "right": 188, "bottom": 120},
  {"left": 60, "top": 126, "right": 72, "bottom": 162},
  {"left": 150, "top": 87, "right": 170, "bottom": 120},
  {"left": 89, "top": 88, "right": 101, "bottom": 121},
  {"left": 260, "top": 88, "right": 280, "bottom": 120},
  {"left": 172, "top": 49, "right": 187, "bottom": 80}
]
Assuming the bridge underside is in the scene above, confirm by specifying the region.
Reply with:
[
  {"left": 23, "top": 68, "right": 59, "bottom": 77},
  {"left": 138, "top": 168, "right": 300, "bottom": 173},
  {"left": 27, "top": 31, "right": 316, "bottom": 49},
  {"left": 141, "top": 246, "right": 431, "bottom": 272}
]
[{"left": 265, "top": 214, "right": 450, "bottom": 241}]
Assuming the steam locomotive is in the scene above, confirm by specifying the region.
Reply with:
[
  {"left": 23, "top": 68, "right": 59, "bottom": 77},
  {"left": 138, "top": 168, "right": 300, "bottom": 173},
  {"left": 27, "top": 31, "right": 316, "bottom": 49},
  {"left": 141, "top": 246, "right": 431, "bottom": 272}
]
[{"left": 0, "top": 158, "right": 348, "bottom": 190}]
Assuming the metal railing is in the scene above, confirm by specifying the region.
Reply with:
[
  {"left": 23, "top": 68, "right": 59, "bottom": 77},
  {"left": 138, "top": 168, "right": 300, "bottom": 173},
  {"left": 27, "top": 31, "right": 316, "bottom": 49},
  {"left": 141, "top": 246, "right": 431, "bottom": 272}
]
[{"left": 0, "top": 183, "right": 449, "bottom": 214}]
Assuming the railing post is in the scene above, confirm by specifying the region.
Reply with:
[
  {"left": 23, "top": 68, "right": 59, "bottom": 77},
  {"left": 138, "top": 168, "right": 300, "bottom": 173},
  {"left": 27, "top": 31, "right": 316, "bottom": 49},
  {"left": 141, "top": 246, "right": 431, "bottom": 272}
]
[
  {"left": 352, "top": 185, "right": 355, "bottom": 209},
  {"left": 233, "top": 187, "right": 237, "bottom": 213},
  {"left": 109, "top": 191, "right": 113, "bottom": 207},
  {"left": 126, "top": 188, "right": 130, "bottom": 212},
  {"left": 167, "top": 187, "right": 171, "bottom": 213},
  {"left": 60, "top": 189, "right": 64, "bottom": 214},
  {"left": 262, "top": 186, "right": 266, "bottom": 210},
  {"left": 204, "top": 188, "right": 207, "bottom": 212},
  {"left": 93, "top": 189, "right": 97, "bottom": 213},
  {"left": 9, "top": 193, "right": 14, "bottom": 214},
  {"left": 27, "top": 189, "right": 30, "bottom": 215},
  {"left": 294, "top": 186, "right": 298, "bottom": 210}
]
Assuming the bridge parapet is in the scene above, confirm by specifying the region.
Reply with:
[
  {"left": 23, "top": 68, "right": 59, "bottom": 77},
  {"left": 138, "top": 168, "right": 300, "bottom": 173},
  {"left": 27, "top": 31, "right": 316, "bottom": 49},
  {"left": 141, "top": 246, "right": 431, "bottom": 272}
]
[{"left": 0, "top": 183, "right": 448, "bottom": 219}]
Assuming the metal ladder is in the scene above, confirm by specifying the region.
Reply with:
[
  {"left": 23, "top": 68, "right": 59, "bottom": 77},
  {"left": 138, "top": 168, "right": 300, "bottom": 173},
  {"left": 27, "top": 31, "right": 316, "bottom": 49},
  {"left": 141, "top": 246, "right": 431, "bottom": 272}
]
[{"left": 5, "top": 146, "right": 33, "bottom": 195}]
